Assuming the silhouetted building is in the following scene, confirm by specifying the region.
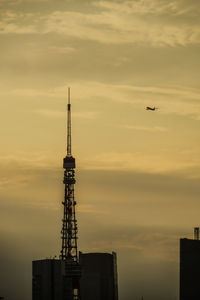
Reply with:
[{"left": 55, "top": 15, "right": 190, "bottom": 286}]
[
  {"left": 32, "top": 259, "right": 73, "bottom": 300},
  {"left": 180, "top": 228, "right": 200, "bottom": 300},
  {"left": 79, "top": 252, "right": 118, "bottom": 300}
]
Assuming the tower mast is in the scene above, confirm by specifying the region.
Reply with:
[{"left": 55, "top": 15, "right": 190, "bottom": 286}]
[
  {"left": 67, "top": 87, "right": 72, "bottom": 156},
  {"left": 60, "top": 88, "right": 80, "bottom": 299}
]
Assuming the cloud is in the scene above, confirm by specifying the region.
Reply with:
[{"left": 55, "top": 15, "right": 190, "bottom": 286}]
[
  {"left": 63, "top": 81, "right": 200, "bottom": 119},
  {"left": 42, "top": 7, "right": 200, "bottom": 46},
  {"left": 0, "top": 22, "right": 36, "bottom": 34},
  {"left": 47, "top": 45, "right": 76, "bottom": 54},
  {"left": 11, "top": 81, "right": 200, "bottom": 100},
  {"left": 78, "top": 203, "right": 109, "bottom": 215},
  {"left": 1, "top": 0, "right": 200, "bottom": 46},
  {"left": 80, "top": 151, "right": 200, "bottom": 174},
  {"left": 72, "top": 81, "right": 200, "bottom": 119},
  {"left": 124, "top": 125, "right": 168, "bottom": 132},
  {"left": 96, "top": 0, "right": 200, "bottom": 17},
  {"left": 0, "top": 152, "right": 60, "bottom": 170},
  {"left": 7, "top": 80, "right": 200, "bottom": 119}
]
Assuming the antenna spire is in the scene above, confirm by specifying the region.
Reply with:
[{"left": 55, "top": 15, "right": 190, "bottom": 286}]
[{"left": 67, "top": 87, "right": 72, "bottom": 156}]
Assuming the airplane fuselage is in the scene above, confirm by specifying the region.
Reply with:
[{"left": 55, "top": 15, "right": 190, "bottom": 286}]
[{"left": 146, "top": 106, "right": 157, "bottom": 111}]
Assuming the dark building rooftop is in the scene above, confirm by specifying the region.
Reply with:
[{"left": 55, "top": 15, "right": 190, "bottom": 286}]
[{"left": 180, "top": 229, "right": 200, "bottom": 300}]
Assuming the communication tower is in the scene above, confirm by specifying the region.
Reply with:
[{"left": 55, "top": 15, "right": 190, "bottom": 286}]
[{"left": 60, "top": 88, "right": 81, "bottom": 300}]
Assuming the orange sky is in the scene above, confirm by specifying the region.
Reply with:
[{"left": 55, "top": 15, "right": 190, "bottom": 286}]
[{"left": 1, "top": 0, "right": 200, "bottom": 299}]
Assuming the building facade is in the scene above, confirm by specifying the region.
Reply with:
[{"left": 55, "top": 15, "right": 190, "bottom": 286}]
[
  {"left": 79, "top": 252, "right": 118, "bottom": 300},
  {"left": 32, "top": 259, "right": 73, "bottom": 300},
  {"left": 180, "top": 238, "right": 200, "bottom": 300}
]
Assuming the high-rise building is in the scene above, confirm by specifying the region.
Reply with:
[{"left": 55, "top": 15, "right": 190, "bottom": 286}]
[
  {"left": 180, "top": 228, "right": 200, "bottom": 300},
  {"left": 80, "top": 252, "right": 118, "bottom": 300},
  {"left": 32, "top": 259, "right": 72, "bottom": 300}
]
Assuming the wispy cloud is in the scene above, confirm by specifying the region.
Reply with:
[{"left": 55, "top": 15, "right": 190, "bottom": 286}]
[
  {"left": 0, "top": 22, "right": 36, "bottom": 34},
  {"left": 1, "top": 0, "right": 200, "bottom": 46},
  {"left": 47, "top": 45, "right": 76, "bottom": 54},
  {"left": 80, "top": 151, "right": 200, "bottom": 174},
  {"left": 42, "top": 7, "right": 200, "bottom": 46},
  {"left": 78, "top": 204, "right": 109, "bottom": 215},
  {"left": 96, "top": 0, "right": 200, "bottom": 17},
  {"left": 0, "top": 152, "right": 60, "bottom": 170},
  {"left": 12, "top": 82, "right": 200, "bottom": 101},
  {"left": 8, "top": 81, "right": 200, "bottom": 119},
  {"left": 124, "top": 125, "right": 168, "bottom": 132}
]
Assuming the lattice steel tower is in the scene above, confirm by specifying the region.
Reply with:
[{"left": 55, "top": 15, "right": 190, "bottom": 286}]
[{"left": 60, "top": 88, "right": 81, "bottom": 300}]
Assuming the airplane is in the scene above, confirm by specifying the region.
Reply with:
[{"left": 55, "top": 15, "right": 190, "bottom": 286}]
[{"left": 146, "top": 106, "right": 158, "bottom": 111}]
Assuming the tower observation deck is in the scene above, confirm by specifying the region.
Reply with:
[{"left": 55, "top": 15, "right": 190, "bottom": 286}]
[{"left": 60, "top": 88, "right": 81, "bottom": 300}]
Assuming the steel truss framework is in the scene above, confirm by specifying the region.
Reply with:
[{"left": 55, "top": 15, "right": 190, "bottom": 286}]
[{"left": 60, "top": 88, "right": 81, "bottom": 300}]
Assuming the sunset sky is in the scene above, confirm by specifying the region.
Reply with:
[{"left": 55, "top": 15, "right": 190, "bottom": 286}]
[{"left": 1, "top": 0, "right": 200, "bottom": 299}]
